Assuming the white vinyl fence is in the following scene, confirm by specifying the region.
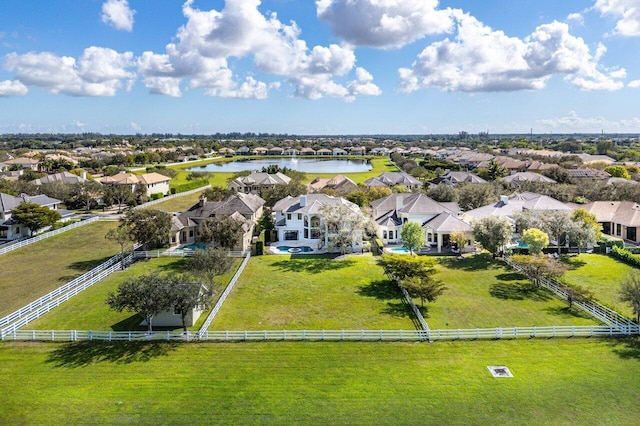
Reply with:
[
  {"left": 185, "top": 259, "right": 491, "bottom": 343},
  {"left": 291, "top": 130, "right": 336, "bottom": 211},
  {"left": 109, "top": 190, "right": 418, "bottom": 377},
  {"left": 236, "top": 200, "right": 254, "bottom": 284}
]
[
  {"left": 198, "top": 252, "right": 251, "bottom": 335},
  {"left": 0, "top": 216, "right": 99, "bottom": 256},
  {"left": 3, "top": 325, "right": 638, "bottom": 342},
  {"left": 0, "top": 247, "right": 138, "bottom": 335}
]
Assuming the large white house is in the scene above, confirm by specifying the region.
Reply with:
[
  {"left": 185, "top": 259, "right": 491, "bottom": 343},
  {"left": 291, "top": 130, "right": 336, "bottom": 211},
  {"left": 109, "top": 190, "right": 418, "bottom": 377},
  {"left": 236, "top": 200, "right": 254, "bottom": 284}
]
[
  {"left": 272, "top": 194, "right": 365, "bottom": 252},
  {"left": 99, "top": 172, "right": 170, "bottom": 197},
  {"left": 371, "top": 193, "right": 472, "bottom": 253},
  {"left": 0, "top": 192, "right": 66, "bottom": 240}
]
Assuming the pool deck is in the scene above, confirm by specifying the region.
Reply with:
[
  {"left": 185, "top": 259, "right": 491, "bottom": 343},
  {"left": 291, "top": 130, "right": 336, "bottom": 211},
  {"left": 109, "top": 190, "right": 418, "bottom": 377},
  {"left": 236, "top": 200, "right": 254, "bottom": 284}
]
[{"left": 268, "top": 240, "right": 327, "bottom": 255}]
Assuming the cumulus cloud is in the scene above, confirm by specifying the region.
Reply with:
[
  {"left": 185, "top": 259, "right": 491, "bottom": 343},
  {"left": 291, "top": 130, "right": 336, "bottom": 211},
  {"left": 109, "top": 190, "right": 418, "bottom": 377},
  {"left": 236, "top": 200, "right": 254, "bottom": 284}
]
[
  {"left": 398, "top": 14, "right": 624, "bottom": 93},
  {"left": 101, "top": 0, "right": 136, "bottom": 32},
  {"left": 629, "top": 80, "right": 640, "bottom": 88},
  {"left": 0, "top": 79, "right": 28, "bottom": 96},
  {"left": 316, "top": 0, "right": 456, "bottom": 48},
  {"left": 537, "top": 111, "right": 640, "bottom": 132},
  {"left": 137, "top": 0, "right": 380, "bottom": 101},
  {"left": 4, "top": 47, "right": 135, "bottom": 96},
  {"left": 594, "top": 0, "right": 640, "bottom": 36},
  {"left": 567, "top": 13, "right": 584, "bottom": 25}
]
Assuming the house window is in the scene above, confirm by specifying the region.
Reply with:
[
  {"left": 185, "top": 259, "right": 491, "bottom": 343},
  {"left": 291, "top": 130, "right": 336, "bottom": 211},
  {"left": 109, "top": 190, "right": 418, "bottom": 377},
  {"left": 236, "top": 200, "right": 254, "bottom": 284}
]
[
  {"left": 617, "top": 224, "right": 622, "bottom": 236},
  {"left": 284, "top": 230, "right": 298, "bottom": 241},
  {"left": 297, "top": 214, "right": 302, "bottom": 220},
  {"left": 389, "top": 230, "right": 394, "bottom": 240},
  {"left": 189, "top": 230, "right": 194, "bottom": 237},
  {"left": 173, "top": 306, "right": 182, "bottom": 315},
  {"left": 304, "top": 229, "right": 309, "bottom": 239},
  {"left": 627, "top": 227, "right": 637, "bottom": 242},
  {"left": 287, "top": 213, "right": 292, "bottom": 220},
  {"left": 383, "top": 231, "right": 387, "bottom": 239}
]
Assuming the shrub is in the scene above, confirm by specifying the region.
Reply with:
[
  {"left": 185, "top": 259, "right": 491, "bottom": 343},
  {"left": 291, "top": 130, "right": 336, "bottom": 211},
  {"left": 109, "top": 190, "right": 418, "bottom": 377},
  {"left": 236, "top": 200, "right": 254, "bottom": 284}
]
[
  {"left": 150, "top": 193, "right": 164, "bottom": 200},
  {"left": 171, "top": 179, "right": 209, "bottom": 194},
  {"left": 170, "top": 187, "right": 177, "bottom": 195},
  {"left": 611, "top": 246, "right": 640, "bottom": 268}
]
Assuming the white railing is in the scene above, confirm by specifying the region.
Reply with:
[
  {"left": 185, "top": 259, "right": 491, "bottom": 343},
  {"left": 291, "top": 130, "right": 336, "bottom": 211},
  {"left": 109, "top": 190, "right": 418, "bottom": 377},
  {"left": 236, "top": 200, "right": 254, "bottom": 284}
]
[
  {"left": 3, "top": 325, "right": 638, "bottom": 342},
  {"left": 133, "top": 249, "right": 249, "bottom": 259},
  {"left": 198, "top": 252, "right": 251, "bottom": 335},
  {"left": 399, "top": 286, "right": 429, "bottom": 332},
  {"left": 134, "top": 184, "right": 211, "bottom": 210},
  {"left": 0, "top": 216, "right": 100, "bottom": 256},
  {"left": 0, "top": 246, "right": 139, "bottom": 330},
  {"left": 503, "top": 257, "right": 637, "bottom": 328}
]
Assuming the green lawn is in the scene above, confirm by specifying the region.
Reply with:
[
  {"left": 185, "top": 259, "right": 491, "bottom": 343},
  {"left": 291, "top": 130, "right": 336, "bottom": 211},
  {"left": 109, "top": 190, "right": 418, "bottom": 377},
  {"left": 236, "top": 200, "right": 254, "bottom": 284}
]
[
  {"left": 29, "top": 257, "right": 242, "bottom": 332},
  {"left": 561, "top": 254, "right": 636, "bottom": 318},
  {"left": 0, "top": 221, "right": 121, "bottom": 317},
  {"left": 212, "top": 254, "right": 417, "bottom": 330},
  {"left": 1, "top": 338, "right": 639, "bottom": 425},
  {"left": 424, "top": 254, "right": 600, "bottom": 329},
  {"left": 145, "top": 190, "right": 205, "bottom": 213}
]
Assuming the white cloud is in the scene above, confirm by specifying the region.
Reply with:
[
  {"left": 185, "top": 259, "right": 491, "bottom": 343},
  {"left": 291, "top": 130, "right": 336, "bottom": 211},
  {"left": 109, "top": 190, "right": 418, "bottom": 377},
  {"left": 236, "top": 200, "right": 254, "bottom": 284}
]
[
  {"left": 101, "top": 0, "right": 136, "bottom": 32},
  {"left": 316, "top": 0, "right": 456, "bottom": 48},
  {"left": 399, "top": 15, "right": 624, "bottom": 93},
  {"left": 0, "top": 79, "right": 28, "bottom": 96},
  {"left": 594, "top": 0, "right": 640, "bottom": 36},
  {"left": 567, "top": 13, "right": 584, "bottom": 25},
  {"left": 136, "top": 0, "right": 380, "bottom": 101},
  {"left": 629, "top": 79, "right": 640, "bottom": 88},
  {"left": 537, "top": 111, "right": 640, "bottom": 132},
  {"left": 4, "top": 47, "right": 135, "bottom": 96}
]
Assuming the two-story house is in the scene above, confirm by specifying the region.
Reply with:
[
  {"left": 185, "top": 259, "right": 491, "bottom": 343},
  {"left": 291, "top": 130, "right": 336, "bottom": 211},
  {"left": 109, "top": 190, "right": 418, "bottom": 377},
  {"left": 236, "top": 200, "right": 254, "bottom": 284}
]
[{"left": 0, "top": 192, "right": 64, "bottom": 240}]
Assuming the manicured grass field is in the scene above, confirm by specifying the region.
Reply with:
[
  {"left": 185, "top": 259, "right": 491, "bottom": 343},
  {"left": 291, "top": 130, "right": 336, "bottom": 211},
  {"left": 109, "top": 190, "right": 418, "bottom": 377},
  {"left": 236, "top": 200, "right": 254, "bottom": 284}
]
[
  {"left": 425, "top": 255, "right": 600, "bottom": 329},
  {"left": 28, "top": 257, "right": 242, "bottom": 332},
  {"left": 1, "top": 338, "right": 639, "bottom": 425},
  {"left": 145, "top": 190, "right": 205, "bottom": 213},
  {"left": 212, "top": 254, "right": 417, "bottom": 330},
  {"left": 0, "top": 221, "right": 121, "bottom": 317},
  {"left": 561, "top": 254, "right": 636, "bottom": 318}
]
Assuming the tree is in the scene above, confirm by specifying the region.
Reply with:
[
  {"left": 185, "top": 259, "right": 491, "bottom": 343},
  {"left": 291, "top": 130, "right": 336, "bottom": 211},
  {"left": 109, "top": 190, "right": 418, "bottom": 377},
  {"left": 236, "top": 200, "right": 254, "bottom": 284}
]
[
  {"left": 619, "top": 272, "right": 640, "bottom": 323},
  {"left": 604, "top": 165, "right": 630, "bottom": 180},
  {"left": 427, "top": 184, "right": 458, "bottom": 202},
  {"left": 457, "top": 184, "right": 498, "bottom": 210},
  {"left": 320, "top": 203, "right": 372, "bottom": 254},
  {"left": 449, "top": 231, "right": 468, "bottom": 255},
  {"left": 186, "top": 247, "right": 234, "bottom": 289},
  {"left": 260, "top": 181, "right": 307, "bottom": 207},
  {"left": 520, "top": 228, "right": 549, "bottom": 255},
  {"left": 563, "top": 284, "right": 593, "bottom": 309},
  {"left": 203, "top": 186, "right": 235, "bottom": 201},
  {"left": 105, "top": 226, "right": 134, "bottom": 269},
  {"left": 403, "top": 274, "right": 447, "bottom": 308},
  {"left": 400, "top": 221, "right": 425, "bottom": 255},
  {"left": 122, "top": 209, "right": 172, "bottom": 250},
  {"left": 106, "top": 273, "right": 172, "bottom": 332},
  {"left": 477, "top": 160, "right": 509, "bottom": 181},
  {"left": 541, "top": 211, "right": 574, "bottom": 253},
  {"left": 378, "top": 254, "right": 438, "bottom": 283},
  {"left": 166, "top": 276, "right": 213, "bottom": 332},
  {"left": 132, "top": 183, "right": 149, "bottom": 206},
  {"left": 103, "top": 184, "right": 132, "bottom": 213},
  {"left": 510, "top": 254, "right": 567, "bottom": 288},
  {"left": 69, "top": 180, "right": 103, "bottom": 211},
  {"left": 197, "top": 215, "right": 245, "bottom": 249},
  {"left": 472, "top": 216, "right": 512, "bottom": 257},
  {"left": 11, "top": 202, "right": 61, "bottom": 236}
]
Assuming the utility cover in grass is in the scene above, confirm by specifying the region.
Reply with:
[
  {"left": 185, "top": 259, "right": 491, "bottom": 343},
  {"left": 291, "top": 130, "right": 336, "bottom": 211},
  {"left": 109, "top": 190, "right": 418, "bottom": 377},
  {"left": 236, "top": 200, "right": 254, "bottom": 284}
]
[{"left": 487, "top": 366, "right": 514, "bottom": 377}]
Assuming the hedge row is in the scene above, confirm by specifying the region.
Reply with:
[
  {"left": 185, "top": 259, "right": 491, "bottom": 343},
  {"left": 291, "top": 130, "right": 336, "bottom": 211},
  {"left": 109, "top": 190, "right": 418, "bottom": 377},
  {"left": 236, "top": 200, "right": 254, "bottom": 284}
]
[
  {"left": 171, "top": 179, "right": 209, "bottom": 194},
  {"left": 611, "top": 246, "right": 640, "bottom": 268}
]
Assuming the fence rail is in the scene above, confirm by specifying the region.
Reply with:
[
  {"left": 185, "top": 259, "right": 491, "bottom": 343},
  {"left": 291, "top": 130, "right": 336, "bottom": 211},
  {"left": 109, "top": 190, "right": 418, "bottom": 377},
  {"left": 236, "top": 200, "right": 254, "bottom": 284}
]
[
  {"left": 399, "top": 286, "right": 429, "bottom": 331},
  {"left": 0, "top": 245, "right": 139, "bottom": 330},
  {"left": 198, "top": 252, "right": 251, "bottom": 335},
  {"left": 0, "top": 216, "right": 99, "bottom": 256},
  {"left": 2, "top": 325, "right": 638, "bottom": 342},
  {"left": 134, "top": 185, "right": 211, "bottom": 210},
  {"left": 134, "top": 249, "right": 249, "bottom": 259},
  {"left": 503, "top": 257, "right": 637, "bottom": 328}
]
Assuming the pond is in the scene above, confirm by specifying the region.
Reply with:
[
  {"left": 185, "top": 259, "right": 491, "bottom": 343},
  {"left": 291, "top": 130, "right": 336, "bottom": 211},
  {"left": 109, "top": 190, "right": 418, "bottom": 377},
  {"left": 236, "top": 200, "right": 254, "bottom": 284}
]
[{"left": 187, "top": 158, "right": 372, "bottom": 173}]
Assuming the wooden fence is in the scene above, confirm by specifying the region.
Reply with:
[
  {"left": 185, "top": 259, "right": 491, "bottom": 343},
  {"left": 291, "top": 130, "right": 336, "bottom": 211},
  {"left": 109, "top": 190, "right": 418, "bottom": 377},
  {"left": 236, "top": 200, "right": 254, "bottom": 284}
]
[
  {"left": 2, "top": 325, "right": 638, "bottom": 343},
  {"left": 0, "top": 216, "right": 99, "bottom": 256}
]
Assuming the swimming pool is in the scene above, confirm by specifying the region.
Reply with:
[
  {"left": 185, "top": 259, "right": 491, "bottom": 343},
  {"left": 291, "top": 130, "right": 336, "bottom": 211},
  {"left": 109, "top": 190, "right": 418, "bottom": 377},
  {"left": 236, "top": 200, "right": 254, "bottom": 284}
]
[
  {"left": 175, "top": 243, "right": 207, "bottom": 252},
  {"left": 274, "top": 245, "right": 314, "bottom": 254},
  {"left": 389, "top": 246, "right": 410, "bottom": 253}
]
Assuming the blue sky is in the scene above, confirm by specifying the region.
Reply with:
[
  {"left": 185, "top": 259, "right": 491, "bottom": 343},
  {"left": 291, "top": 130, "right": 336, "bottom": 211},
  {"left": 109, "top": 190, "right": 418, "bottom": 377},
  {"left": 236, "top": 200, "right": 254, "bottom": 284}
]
[{"left": 1, "top": 0, "right": 639, "bottom": 135}]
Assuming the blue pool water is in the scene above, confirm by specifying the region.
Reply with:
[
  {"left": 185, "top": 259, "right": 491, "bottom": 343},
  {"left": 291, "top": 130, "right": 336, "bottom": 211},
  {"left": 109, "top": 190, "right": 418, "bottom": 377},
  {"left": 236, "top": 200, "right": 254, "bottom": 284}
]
[
  {"left": 390, "top": 246, "right": 410, "bottom": 253},
  {"left": 177, "top": 243, "right": 207, "bottom": 251},
  {"left": 275, "top": 246, "right": 314, "bottom": 253}
]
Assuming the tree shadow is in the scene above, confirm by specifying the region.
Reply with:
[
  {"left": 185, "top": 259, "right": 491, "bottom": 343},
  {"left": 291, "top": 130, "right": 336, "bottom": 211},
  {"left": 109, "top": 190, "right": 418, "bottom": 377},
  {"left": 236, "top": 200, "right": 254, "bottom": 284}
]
[
  {"left": 46, "top": 341, "right": 178, "bottom": 368},
  {"left": 439, "top": 253, "right": 500, "bottom": 271},
  {"left": 495, "top": 272, "right": 527, "bottom": 281},
  {"left": 157, "top": 258, "right": 189, "bottom": 273},
  {"left": 544, "top": 306, "right": 595, "bottom": 320},
  {"left": 609, "top": 337, "right": 640, "bottom": 360},
  {"left": 111, "top": 314, "right": 144, "bottom": 331},
  {"left": 560, "top": 256, "right": 587, "bottom": 270},
  {"left": 489, "top": 282, "right": 552, "bottom": 301},
  {"left": 271, "top": 255, "right": 355, "bottom": 274},
  {"left": 67, "top": 256, "right": 114, "bottom": 272},
  {"left": 357, "top": 279, "right": 403, "bottom": 300}
]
